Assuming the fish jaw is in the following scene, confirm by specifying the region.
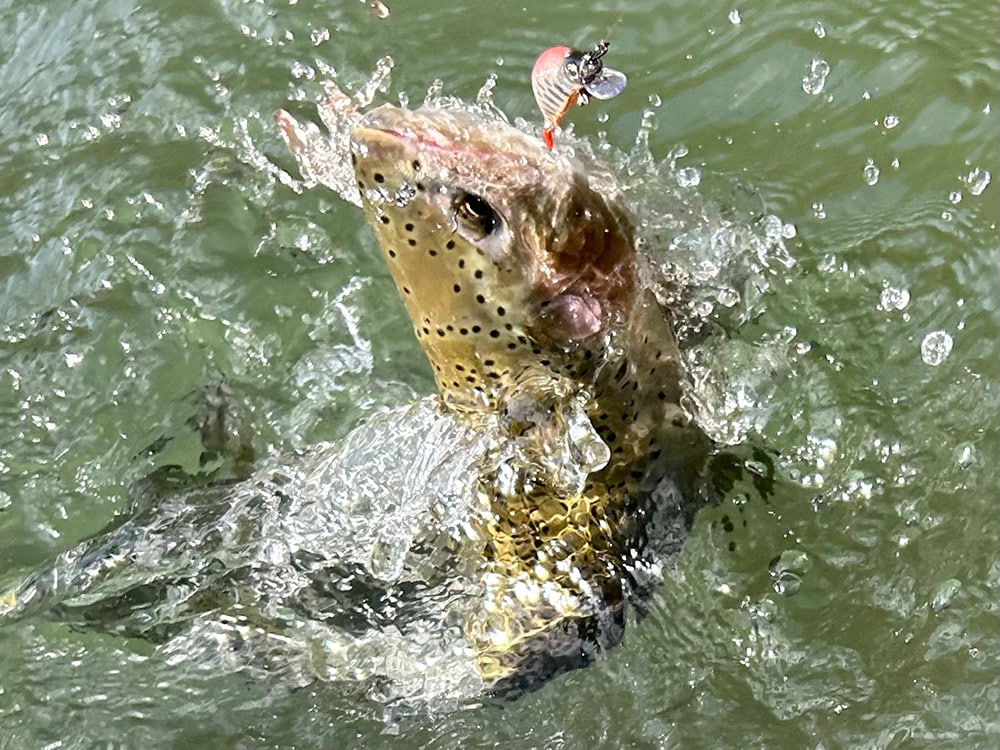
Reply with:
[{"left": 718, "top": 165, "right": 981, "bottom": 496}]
[{"left": 350, "top": 104, "right": 639, "bottom": 411}]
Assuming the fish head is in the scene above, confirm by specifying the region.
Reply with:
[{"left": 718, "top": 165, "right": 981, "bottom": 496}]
[{"left": 351, "top": 104, "right": 637, "bottom": 411}]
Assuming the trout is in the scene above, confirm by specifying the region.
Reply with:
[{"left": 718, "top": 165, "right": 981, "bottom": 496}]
[{"left": 348, "top": 103, "right": 709, "bottom": 687}]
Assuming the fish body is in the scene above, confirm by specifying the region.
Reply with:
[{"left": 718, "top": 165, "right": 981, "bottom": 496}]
[{"left": 351, "top": 102, "right": 707, "bottom": 684}]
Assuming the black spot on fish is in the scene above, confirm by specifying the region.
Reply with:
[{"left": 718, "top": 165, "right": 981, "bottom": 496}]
[
  {"left": 379, "top": 216, "right": 390, "bottom": 225},
  {"left": 453, "top": 284, "right": 462, "bottom": 293},
  {"left": 446, "top": 240, "right": 455, "bottom": 250},
  {"left": 374, "top": 173, "right": 385, "bottom": 183},
  {"left": 405, "top": 223, "right": 414, "bottom": 232},
  {"left": 408, "top": 239, "right": 417, "bottom": 247},
  {"left": 411, "top": 160, "right": 421, "bottom": 172},
  {"left": 476, "top": 294, "right": 486, "bottom": 304}
]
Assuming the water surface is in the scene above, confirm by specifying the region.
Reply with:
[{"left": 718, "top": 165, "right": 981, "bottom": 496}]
[{"left": 0, "top": 0, "right": 996, "bottom": 747}]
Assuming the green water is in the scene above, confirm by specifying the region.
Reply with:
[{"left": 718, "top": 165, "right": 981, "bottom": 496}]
[{"left": 1, "top": 0, "right": 996, "bottom": 747}]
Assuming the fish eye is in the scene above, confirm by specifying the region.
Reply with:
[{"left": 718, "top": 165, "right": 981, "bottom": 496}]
[{"left": 453, "top": 191, "right": 500, "bottom": 238}]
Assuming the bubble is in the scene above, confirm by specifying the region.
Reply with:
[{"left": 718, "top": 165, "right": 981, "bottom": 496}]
[
  {"left": 310, "top": 27, "right": 330, "bottom": 45},
  {"left": 813, "top": 21, "right": 826, "bottom": 38},
  {"left": 920, "top": 330, "right": 953, "bottom": 366},
  {"left": 863, "top": 159, "right": 880, "bottom": 186},
  {"left": 802, "top": 59, "right": 830, "bottom": 95},
  {"left": 728, "top": 9, "right": 742, "bottom": 24},
  {"left": 35, "top": 133, "right": 49, "bottom": 146},
  {"left": 949, "top": 191, "right": 963, "bottom": 204},
  {"left": 883, "top": 114, "right": 899, "bottom": 129}
]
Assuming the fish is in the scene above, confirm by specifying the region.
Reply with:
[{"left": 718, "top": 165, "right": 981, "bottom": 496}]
[
  {"left": 531, "top": 40, "right": 628, "bottom": 149},
  {"left": 0, "top": 86, "right": 711, "bottom": 701},
  {"left": 350, "top": 101, "right": 708, "bottom": 685}
]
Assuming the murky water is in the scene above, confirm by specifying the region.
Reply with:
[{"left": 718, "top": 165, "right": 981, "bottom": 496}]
[{"left": 1, "top": 0, "right": 996, "bottom": 748}]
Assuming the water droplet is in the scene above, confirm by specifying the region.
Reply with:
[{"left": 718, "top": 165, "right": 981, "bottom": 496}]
[
  {"left": 495, "top": 56, "right": 504, "bottom": 66},
  {"left": 863, "top": 158, "right": 880, "bottom": 186},
  {"left": 0, "top": 489, "right": 11, "bottom": 511},
  {"left": 717, "top": 287, "right": 740, "bottom": 307},
  {"left": 891, "top": 158, "right": 900, "bottom": 169},
  {"left": 648, "top": 93, "right": 662, "bottom": 107},
  {"left": 394, "top": 183, "right": 416, "bottom": 207},
  {"left": 476, "top": 73, "right": 498, "bottom": 106},
  {"left": 954, "top": 442, "right": 977, "bottom": 468},
  {"left": 964, "top": 167, "right": 991, "bottom": 196},
  {"left": 802, "top": 58, "right": 830, "bottom": 95},
  {"left": 769, "top": 549, "right": 811, "bottom": 596},
  {"left": 920, "top": 330, "right": 953, "bottom": 366},
  {"left": 676, "top": 167, "right": 701, "bottom": 188},
  {"left": 35, "top": 133, "right": 49, "bottom": 146},
  {"left": 931, "top": 579, "right": 962, "bottom": 612},
  {"left": 813, "top": 21, "right": 826, "bottom": 38},
  {"left": 949, "top": 190, "right": 963, "bottom": 204},
  {"left": 883, "top": 113, "right": 899, "bottom": 129},
  {"left": 728, "top": 8, "right": 742, "bottom": 24},
  {"left": 879, "top": 286, "right": 910, "bottom": 311},
  {"left": 811, "top": 201, "right": 826, "bottom": 219},
  {"left": 861, "top": 90, "right": 871, "bottom": 100},
  {"left": 310, "top": 27, "right": 330, "bottom": 46},
  {"left": 596, "top": 111, "right": 609, "bottom": 123},
  {"left": 370, "top": 0, "right": 390, "bottom": 18}
]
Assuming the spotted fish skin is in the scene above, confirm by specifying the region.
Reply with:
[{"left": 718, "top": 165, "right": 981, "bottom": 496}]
[{"left": 351, "top": 104, "right": 708, "bottom": 687}]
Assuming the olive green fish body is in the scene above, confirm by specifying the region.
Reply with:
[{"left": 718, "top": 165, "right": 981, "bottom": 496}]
[{"left": 350, "top": 104, "right": 705, "bottom": 685}]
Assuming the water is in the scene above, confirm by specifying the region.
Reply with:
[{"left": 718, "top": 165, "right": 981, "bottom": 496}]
[{"left": 1, "top": 0, "right": 997, "bottom": 747}]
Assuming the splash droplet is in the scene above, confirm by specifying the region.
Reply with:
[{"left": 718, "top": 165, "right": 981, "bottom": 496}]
[
  {"left": 676, "top": 167, "right": 701, "bottom": 188},
  {"left": 728, "top": 9, "right": 742, "bottom": 24},
  {"left": 813, "top": 21, "right": 826, "bottom": 38},
  {"left": 920, "top": 330, "right": 953, "bottom": 366},
  {"left": 863, "top": 159, "right": 880, "bottom": 186},
  {"left": 964, "top": 167, "right": 991, "bottom": 196},
  {"left": 802, "top": 58, "right": 830, "bottom": 95},
  {"left": 883, "top": 113, "right": 899, "bottom": 129}
]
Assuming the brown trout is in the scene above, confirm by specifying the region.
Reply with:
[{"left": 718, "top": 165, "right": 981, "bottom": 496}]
[{"left": 345, "top": 102, "right": 709, "bottom": 686}]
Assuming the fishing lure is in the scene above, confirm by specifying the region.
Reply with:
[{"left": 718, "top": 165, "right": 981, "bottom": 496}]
[{"left": 531, "top": 40, "right": 628, "bottom": 149}]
